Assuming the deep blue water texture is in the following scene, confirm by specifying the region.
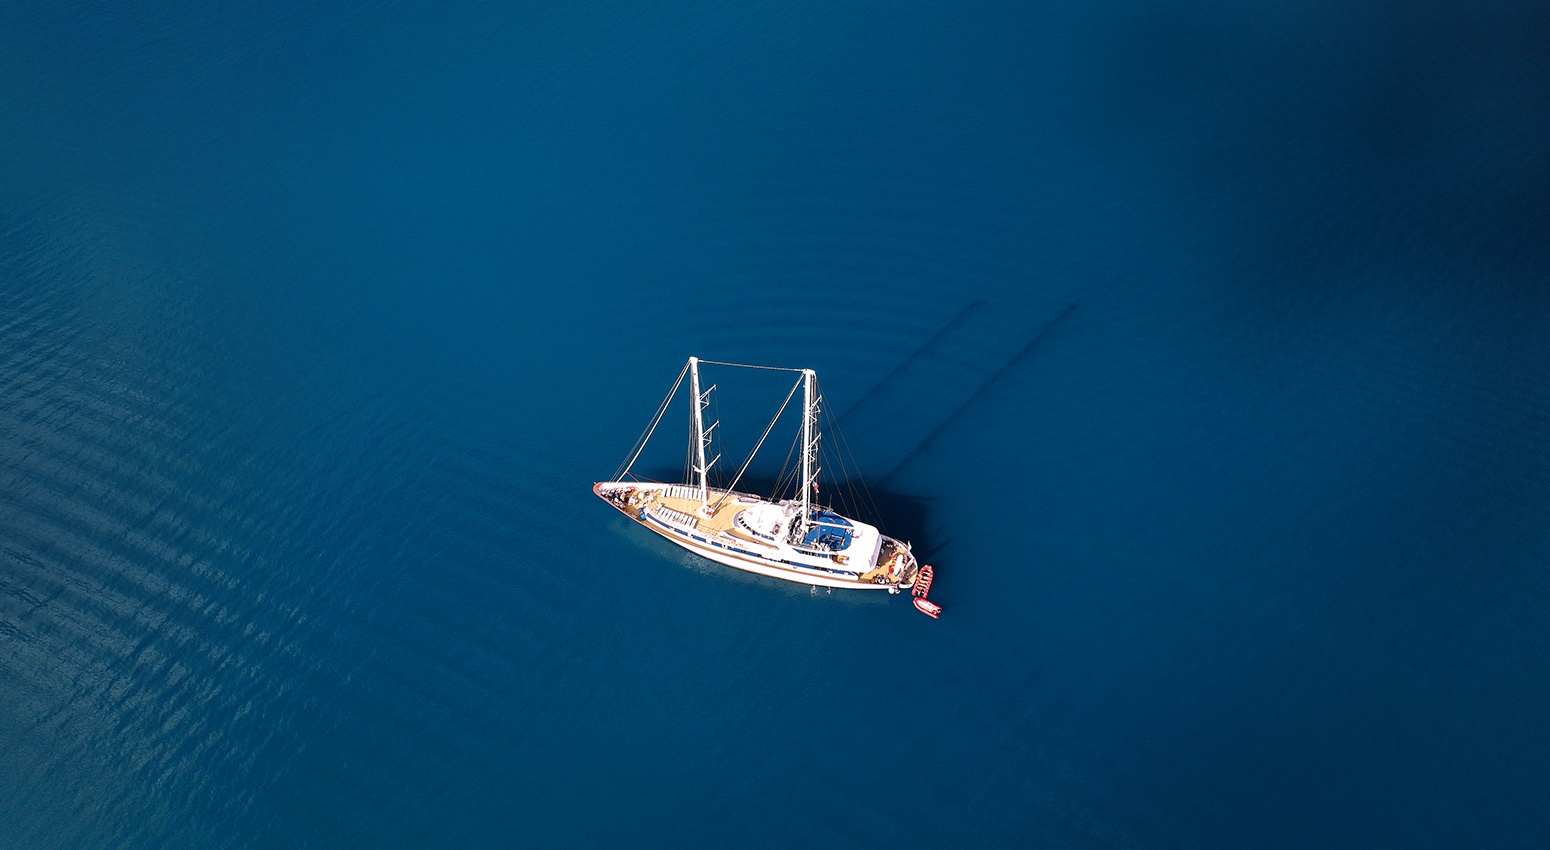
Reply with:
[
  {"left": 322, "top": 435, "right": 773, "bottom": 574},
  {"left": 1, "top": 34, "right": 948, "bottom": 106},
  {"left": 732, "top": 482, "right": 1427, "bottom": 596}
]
[{"left": 2, "top": 1, "right": 1548, "bottom": 847}]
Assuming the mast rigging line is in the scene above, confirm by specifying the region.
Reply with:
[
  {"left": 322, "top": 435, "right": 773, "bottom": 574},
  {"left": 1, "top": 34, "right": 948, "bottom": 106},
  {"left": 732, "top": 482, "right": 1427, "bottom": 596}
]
[
  {"left": 696, "top": 359, "right": 806, "bottom": 373},
  {"left": 615, "top": 361, "right": 690, "bottom": 481},
  {"left": 616, "top": 360, "right": 864, "bottom": 526},
  {"left": 772, "top": 425, "right": 802, "bottom": 502},
  {"left": 708, "top": 373, "right": 804, "bottom": 515},
  {"left": 821, "top": 400, "right": 882, "bottom": 525}
]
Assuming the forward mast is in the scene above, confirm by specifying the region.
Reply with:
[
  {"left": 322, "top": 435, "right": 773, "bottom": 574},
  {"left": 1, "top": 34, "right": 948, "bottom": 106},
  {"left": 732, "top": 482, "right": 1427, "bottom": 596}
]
[{"left": 687, "top": 357, "right": 719, "bottom": 510}]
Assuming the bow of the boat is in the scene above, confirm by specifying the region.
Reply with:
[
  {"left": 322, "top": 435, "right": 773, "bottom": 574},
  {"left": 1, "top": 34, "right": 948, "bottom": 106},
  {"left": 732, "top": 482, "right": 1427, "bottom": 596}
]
[{"left": 593, "top": 481, "right": 638, "bottom": 514}]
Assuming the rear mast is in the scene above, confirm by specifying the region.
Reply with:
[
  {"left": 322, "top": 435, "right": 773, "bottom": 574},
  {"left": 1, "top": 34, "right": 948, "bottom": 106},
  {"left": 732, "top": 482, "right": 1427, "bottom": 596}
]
[{"left": 799, "top": 368, "right": 819, "bottom": 534}]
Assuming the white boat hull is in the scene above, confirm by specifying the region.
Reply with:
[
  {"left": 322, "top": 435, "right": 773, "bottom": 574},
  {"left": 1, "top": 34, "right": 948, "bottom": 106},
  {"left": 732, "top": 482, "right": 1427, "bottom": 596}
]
[
  {"left": 638, "top": 514, "right": 896, "bottom": 590},
  {"left": 595, "top": 481, "right": 916, "bottom": 592}
]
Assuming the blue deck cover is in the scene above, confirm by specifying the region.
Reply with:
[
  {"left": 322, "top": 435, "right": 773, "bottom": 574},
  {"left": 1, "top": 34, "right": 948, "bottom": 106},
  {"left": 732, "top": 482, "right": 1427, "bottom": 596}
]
[{"left": 802, "top": 510, "right": 854, "bottom": 550}]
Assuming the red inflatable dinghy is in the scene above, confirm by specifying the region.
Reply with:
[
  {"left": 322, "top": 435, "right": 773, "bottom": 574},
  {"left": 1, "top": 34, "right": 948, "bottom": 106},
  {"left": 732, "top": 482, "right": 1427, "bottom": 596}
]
[
  {"left": 911, "top": 565, "right": 941, "bottom": 618},
  {"left": 913, "top": 597, "right": 942, "bottom": 618}
]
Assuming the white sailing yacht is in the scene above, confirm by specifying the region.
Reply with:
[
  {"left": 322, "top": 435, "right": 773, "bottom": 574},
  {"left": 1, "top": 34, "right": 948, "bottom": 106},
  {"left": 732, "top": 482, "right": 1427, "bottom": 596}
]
[{"left": 593, "top": 357, "right": 925, "bottom": 594}]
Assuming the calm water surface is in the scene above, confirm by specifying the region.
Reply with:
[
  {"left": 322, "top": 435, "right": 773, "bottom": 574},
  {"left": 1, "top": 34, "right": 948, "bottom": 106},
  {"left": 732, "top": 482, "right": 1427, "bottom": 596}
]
[{"left": 2, "top": 1, "right": 1547, "bottom": 847}]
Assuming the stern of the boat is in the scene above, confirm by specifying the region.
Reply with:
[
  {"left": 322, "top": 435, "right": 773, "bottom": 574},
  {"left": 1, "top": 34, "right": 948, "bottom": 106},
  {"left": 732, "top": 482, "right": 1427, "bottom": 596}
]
[{"left": 876, "top": 536, "right": 920, "bottom": 590}]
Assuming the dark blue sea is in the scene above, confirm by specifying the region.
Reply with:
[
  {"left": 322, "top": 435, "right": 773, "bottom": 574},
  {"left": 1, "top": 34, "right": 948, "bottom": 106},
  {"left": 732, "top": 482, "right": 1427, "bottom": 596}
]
[{"left": 3, "top": 2, "right": 1547, "bottom": 847}]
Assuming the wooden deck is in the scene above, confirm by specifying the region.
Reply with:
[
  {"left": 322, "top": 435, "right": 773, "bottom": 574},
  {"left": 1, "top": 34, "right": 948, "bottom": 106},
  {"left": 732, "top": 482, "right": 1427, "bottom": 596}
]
[{"left": 652, "top": 491, "right": 761, "bottom": 540}]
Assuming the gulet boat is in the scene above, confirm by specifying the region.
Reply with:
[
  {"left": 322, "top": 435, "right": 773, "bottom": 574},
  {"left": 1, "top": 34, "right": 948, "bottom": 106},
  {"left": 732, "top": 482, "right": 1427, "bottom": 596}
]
[{"left": 594, "top": 357, "right": 932, "bottom": 597}]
